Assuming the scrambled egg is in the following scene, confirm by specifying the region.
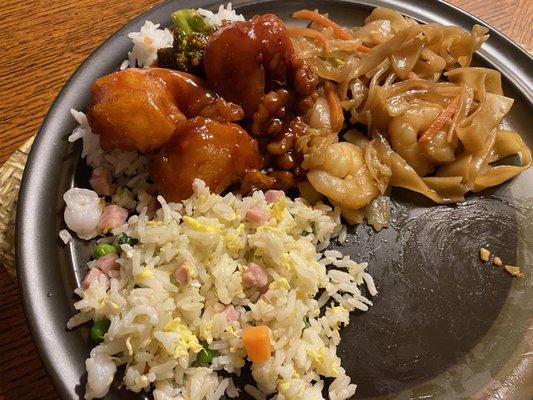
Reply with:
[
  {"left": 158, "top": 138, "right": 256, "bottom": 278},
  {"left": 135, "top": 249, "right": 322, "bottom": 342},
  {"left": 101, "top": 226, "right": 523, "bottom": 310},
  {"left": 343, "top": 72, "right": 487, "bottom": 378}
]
[
  {"left": 164, "top": 318, "right": 202, "bottom": 357},
  {"left": 224, "top": 223, "right": 245, "bottom": 255},
  {"left": 307, "top": 347, "right": 340, "bottom": 377},
  {"left": 281, "top": 253, "right": 292, "bottom": 270},
  {"left": 269, "top": 277, "right": 291, "bottom": 291},
  {"left": 225, "top": 325, "right": 238, "bottom": 338},
  {"left": 182, "top": 216, "right": 221, "bottom": 234},
  {"left": 184, "top": 216, "right": 245, "bottom": 257},
  {"left": 134, "top": 268, "right": 154, "bottom": 283},
  {"left": 146, "top": 220, "right": 165, "bottom": 227},
  {"left": 270, "top": 197, "right": 288, "bottom": 221},
  {"left": 278, "top": 378, "right": 306, "bottom": 399},
  {"left": 256, "top": 225, "right": 282, "bottom": 234}
]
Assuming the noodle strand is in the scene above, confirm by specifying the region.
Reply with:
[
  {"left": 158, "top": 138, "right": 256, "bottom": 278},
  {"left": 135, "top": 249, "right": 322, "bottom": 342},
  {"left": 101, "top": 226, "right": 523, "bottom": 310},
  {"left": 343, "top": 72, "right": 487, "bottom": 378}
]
[
  {"left": 419, "top": 95, "right": 461, "bottom": 143},
  {"left": 324, "top": 81, "right": 344, "bottom": 132},
  {"left": 293, "top": 9, "right": 353, "bottom": 40},
  {"left": 287, "top": 27, "right": 331, "bottom": 52}
]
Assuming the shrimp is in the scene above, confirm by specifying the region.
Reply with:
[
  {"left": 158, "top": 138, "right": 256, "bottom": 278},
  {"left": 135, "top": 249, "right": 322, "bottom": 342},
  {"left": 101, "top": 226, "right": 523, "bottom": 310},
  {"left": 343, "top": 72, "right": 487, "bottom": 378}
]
[
  {"left": 150, "top": 117, "right": 262, "bottom": 201},
  {"left": 304, "top": 141, "right": 380, "bottom": 210},
  {"left": 388, "top": 101, "right": 455, "bottom": 175},
  {"left": 63, "top": 188, "right": 102, "bottom": 240},
  {"left": 87, "top": 68, "right": 243, "bottom": 153},
  {"left": 85, "top": 353, "right": 117, "bottom": 399},
  {"left": 204, "top": 14, "right": 294, "bottom": 118}
]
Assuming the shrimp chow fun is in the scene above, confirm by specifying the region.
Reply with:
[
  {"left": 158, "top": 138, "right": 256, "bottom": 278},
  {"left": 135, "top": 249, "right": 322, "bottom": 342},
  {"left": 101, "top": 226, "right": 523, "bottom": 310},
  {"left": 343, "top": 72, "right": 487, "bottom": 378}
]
[{"left": 59, "top": 4, "right": 531, "bottom": 400}]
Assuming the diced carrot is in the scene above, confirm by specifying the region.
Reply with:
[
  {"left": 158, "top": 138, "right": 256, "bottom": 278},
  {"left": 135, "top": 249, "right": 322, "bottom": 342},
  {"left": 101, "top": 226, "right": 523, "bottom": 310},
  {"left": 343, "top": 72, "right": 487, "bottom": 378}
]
[
  {"left": 287, "top": 27, "right": 331, "bottom": 52},
  {"left": 242, "top": 326, "right": 271, "bottom": 363},
  {"left": 419, "top": 95, "right": 462, "bottom": 143},
  {"left": 293, "top": 9, "right": 353, "bottom": 41},
  {"left": 324, "top": 81, "right": 344, "bottom": 132}
]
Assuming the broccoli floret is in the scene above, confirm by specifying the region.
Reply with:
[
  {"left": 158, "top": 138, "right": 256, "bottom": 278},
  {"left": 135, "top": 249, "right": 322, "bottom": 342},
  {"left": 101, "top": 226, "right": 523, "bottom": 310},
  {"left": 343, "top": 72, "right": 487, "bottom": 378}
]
[
  {"left": 157, "top": 9, "right": 214, "bottom": 74},
  {"left": 171, "top": 9, "right": 214, "bottom": 34}
]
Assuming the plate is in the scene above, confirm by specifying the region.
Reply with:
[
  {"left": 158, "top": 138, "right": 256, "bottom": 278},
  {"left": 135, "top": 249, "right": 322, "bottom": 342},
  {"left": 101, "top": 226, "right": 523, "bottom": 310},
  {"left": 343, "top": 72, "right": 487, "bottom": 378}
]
[{"left": 16, "top": 1, "right": 533, "bottom": 399}]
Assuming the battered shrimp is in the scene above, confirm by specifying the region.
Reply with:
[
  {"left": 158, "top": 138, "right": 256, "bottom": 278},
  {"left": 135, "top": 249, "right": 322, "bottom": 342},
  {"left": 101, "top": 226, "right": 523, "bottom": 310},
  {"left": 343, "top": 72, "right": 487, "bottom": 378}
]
[
  {"left": 204, "top": 14, "right": 294, "bottom": 118},
  {"left": 304, "top": 141, "right": 380, "bottom": 210},
  {"left": 150, "top": 117, "right": 262, "bottom": 201},
  {"left": 87, "top": 68, "right": 243, "bottom": 153},
  {"left": 388, "top": 102, "right": 455, "bottom": 175}
]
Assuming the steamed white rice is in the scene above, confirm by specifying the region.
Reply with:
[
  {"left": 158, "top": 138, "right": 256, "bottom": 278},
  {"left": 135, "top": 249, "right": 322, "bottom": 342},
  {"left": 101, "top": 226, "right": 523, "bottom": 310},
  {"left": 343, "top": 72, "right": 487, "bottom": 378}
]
[
  {"left": 63, "top": 4, "right": 377, "bottom": 399},
  {"left": 198, "top": 3, "right": 245, "bottom": 26}
]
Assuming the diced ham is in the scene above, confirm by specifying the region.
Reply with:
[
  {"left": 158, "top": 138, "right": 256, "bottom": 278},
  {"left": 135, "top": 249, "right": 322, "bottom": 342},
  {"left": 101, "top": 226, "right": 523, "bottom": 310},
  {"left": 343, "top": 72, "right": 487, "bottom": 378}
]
[
  {"left": 243, "top": 263, "right": 268, "bottom": 289},
  {"left": 81, "top": 268, "right": 109, "bottom": 290},
  {"left": 89, "top": 167, "right": 115, "bottom": 196},
  {"left": 265, "top": 190, "right": 284, "bottom": 204},
  {"left": 175, "top": 262, "right": 191, "bottom": 284},
  {"left": 246, "top": 207, "right": 271, "bottom": 225},
  {"left": 224, "top": 304, "right": 239, "bottom": 322},
  {"left": 97, "top": 253, "right": 120, "bottom": 275},
  {"left": 98, "top": 205, "right": 128, "bottom": 233}
]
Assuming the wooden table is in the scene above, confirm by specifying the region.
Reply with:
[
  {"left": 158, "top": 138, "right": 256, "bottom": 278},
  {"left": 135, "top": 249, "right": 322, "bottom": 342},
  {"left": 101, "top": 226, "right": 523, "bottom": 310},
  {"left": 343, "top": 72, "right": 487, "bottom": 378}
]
[{"left": 0, "top": 0, "right": 531, "bottom": 398}]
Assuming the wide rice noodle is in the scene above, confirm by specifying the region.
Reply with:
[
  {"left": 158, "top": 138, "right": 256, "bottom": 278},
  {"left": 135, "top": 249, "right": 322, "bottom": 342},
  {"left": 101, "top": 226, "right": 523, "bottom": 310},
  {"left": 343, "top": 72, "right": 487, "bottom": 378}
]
[{"left": 293, "top": 7, "right": 530, "bottom": 227}]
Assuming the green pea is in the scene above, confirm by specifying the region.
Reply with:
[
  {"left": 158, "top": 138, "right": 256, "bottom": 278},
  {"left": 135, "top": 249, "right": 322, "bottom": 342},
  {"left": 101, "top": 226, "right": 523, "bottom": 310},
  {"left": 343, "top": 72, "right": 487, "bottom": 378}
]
[
  {"left": 118, "top": 233, "right": 138, "bottom": 247},
  {"left": 93, "top": 243, "right": 116, "bottom": 259},
  {"left": 197, "top": 340, "right": 218, "bottom": 364},
  {"left": 90, "top": 319, "right": 111, "bottom": 343}
]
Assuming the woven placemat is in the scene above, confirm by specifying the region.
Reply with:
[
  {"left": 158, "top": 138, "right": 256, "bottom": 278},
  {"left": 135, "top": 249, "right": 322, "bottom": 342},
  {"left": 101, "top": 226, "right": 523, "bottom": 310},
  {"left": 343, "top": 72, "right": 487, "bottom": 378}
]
[{"left": 0, "top": 136, "right": 34, "bottom": 277}]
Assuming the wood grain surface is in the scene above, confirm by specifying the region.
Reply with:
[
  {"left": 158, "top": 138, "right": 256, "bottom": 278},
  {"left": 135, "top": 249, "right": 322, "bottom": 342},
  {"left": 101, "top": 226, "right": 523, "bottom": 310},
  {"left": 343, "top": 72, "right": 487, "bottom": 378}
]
[{"left": 0, "top": 1, "right": 530, "bottom": 399}]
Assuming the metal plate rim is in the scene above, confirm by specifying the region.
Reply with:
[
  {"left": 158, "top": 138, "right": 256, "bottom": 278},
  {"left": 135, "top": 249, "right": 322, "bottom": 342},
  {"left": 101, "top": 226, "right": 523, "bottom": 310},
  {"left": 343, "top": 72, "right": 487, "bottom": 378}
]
[{"left": 16, "top": 1, "right": 533, "bottom": 399}]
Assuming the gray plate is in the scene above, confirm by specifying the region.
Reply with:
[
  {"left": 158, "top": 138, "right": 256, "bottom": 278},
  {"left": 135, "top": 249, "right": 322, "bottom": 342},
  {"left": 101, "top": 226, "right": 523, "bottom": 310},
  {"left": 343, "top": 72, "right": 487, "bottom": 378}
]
[{"left": 16, "top": 1, "right": 533, "bottom": 399}]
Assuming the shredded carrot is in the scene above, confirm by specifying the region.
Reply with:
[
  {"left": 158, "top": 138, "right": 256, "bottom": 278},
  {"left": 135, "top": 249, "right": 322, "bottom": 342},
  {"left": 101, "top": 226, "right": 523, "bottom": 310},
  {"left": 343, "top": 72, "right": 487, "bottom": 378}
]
[
  {"left": 293, "top": 9, "right": 353, "bottom": 41},
  {"left": 243, "top": 326, "right": 271, "bottom": 363},
  {"left": 419, "top": 95, "right": 462, "bottom": 143},
  {"left": 324, "top": 81, "right": 344, "bottom": 132},
  {"left": 357, "top": 44, "right": 372, "bottom": 53},
  {"left": 287, "top": 27, "right": 331, "bottom": 52},
  {"left": 407, "top": 71, "right": 419, "bottom": 80}
]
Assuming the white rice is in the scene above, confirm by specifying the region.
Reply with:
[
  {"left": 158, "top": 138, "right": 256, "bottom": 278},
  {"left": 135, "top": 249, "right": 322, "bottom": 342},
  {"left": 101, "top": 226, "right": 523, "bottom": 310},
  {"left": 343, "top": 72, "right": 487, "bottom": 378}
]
[
  {"left": 127, "top": 21, "right": 173, "bottom": 68},
  {"left": 59, "top": 229, "right": 73, "bottom": 244},
  {"left": 63, "top": 4, "right": 377, "bottom": 399},
  {"left": 198, "top": 3, "right": 245, "bottom": 26},
  {"left": 119, "top": 59, "right": 130, "bottom": 70},
  {"left": 338, "top": 225, "right": 348, "bottom": 243}
]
